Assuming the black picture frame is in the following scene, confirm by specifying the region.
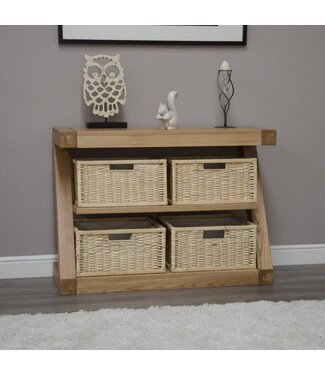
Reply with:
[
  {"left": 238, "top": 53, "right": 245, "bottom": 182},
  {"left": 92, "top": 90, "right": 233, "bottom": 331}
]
[{"left": 58, "top": 25, "right": 247, "bottom": 46}]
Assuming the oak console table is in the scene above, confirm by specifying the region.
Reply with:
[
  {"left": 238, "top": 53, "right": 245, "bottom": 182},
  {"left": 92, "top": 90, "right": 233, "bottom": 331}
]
[{"left": 53, "top": 127, "right": 276, "bottom": 295}]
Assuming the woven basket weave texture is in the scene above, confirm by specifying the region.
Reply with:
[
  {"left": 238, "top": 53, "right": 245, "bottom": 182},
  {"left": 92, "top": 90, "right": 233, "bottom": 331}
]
[
  {"left": 170, "top": 158, "right": 257, "bottom": 204},
  {"left": 75, "top": 219, "right": 166, "bottom": 277},
  {"left": 74, "top": 159, "right": 167, "bottom": 207},
  {"left": 160, "top": 215, "right": 256, "bottom": 272}
]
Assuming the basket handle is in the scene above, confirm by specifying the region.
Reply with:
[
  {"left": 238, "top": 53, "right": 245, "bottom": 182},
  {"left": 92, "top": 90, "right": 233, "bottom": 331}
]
[
  {"left": 108, "top": 233, "right": 133, "bottom": 241},
  {"left": 109, "top": 164, "right": 134, "bottom": 171},
  {"left": 203, "top": 163, "right": 226, "bottom": 170},
  {"left": 203, "top": 230, "right": 225, "bottom": 239}
]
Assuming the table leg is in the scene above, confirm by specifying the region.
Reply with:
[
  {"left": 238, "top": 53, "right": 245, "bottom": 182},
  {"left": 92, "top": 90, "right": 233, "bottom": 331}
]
[
  {"left": 53, "top": 144, "right": 76, "bottom": 294},
  {"left": 241, "top": 146, "right": 273, "bottom": 284}
]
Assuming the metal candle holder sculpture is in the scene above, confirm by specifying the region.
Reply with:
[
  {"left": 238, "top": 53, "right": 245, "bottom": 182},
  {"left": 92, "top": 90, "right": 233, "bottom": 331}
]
[{"left": 216, "top": 60, "right": 235, "bottom": 128}]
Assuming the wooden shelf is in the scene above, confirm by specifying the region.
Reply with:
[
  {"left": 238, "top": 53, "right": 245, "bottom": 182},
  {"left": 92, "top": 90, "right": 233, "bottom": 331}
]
[
  {"left": 53, "top": 262, "right": 271, "bottom": 295},
  {"left": 73, "top": 202, "right": 259, "bottom": 215},
  {"left": 75, "top": 267, "right": 261, "bottom": 294}
]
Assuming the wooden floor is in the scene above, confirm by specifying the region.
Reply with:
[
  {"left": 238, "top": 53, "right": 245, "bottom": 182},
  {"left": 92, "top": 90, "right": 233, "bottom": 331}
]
[{"left": 1, "top": 264, "right": 325, "bottom": 315}]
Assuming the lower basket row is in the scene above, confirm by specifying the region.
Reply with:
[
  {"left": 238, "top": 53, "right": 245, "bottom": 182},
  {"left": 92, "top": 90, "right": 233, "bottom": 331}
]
[{"left": 74, "top": 215, "right": 257, "bottom": 277}]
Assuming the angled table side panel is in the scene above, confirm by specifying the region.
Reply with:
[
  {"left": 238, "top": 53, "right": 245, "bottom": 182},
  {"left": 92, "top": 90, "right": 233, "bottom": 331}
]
[
  {"left": 53, "top": 144, "right": 76, "bottom": 293},
  {"left": 241, "top": 146, "right": 273, "bottom": 285}
]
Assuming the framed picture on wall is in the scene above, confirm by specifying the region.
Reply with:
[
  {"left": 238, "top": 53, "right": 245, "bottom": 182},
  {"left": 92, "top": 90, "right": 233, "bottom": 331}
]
[{"left": 58, "top": 25, "right": 247, "bottom": 45}]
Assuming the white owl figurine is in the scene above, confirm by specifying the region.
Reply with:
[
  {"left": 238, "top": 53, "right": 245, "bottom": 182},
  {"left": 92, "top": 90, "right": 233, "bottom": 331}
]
[{"left": 83, "top": 54, "right": 126, "bottom": 118}]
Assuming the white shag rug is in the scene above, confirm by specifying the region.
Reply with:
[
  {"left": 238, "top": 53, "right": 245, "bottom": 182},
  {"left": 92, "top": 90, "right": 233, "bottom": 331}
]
[{"left": 1, "top": 300, "right": 325, "bottom": 349}]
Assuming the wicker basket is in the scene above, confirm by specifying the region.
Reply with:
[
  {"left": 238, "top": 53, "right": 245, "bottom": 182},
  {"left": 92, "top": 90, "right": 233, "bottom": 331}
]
[
  {"left": 74, "top": 159, "right": 167, "bottom": 207},
  {"left": 169, "top": 158, "right": 257, "bottom": 205},
  {"left": 74, "top": 217, "right": 166, "bottom": 277},
  {"left": 159, "top": 214, "right": 256, "bottom": 272}
]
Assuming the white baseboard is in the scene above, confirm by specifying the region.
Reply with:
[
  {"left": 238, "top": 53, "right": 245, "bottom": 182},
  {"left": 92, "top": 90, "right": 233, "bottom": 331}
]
[
  {"left": 0, "top": 245, "right": 325, "bottom": 279},
  {"left": 0, "top": 255, "right": 58, "bottom": 279},
  {"left": 271, "top": 244, "right": 325, "bottom": 266}
]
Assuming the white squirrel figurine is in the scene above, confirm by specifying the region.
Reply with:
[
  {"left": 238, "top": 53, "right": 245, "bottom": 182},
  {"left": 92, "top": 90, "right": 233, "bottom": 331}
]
[{"left": 155, "top": 91, "right": 179, "bottom": 130}]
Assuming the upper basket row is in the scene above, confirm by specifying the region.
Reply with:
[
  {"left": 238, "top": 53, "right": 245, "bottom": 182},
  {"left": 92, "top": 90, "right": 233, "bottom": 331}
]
[{"left": 73, "top": 158, "right": 257, "bottom": 208}]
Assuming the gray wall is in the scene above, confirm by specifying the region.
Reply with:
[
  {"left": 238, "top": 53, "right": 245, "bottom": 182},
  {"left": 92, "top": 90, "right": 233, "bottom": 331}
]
[{"left": 1, "top": 25, "right": 325, "bottom": 257}]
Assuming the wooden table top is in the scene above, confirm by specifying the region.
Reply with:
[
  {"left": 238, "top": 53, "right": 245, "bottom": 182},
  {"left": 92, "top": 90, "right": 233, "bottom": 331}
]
[{"left": 53, "top": 127, "right": 277, "bottom": 148}]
